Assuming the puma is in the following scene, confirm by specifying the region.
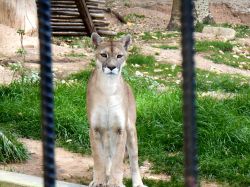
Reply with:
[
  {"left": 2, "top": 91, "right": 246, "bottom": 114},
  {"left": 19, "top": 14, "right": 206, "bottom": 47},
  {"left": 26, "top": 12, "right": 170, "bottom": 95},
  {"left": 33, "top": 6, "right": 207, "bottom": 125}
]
[{"left": 87, "top": 32, "right": 147, "bottom": 187}]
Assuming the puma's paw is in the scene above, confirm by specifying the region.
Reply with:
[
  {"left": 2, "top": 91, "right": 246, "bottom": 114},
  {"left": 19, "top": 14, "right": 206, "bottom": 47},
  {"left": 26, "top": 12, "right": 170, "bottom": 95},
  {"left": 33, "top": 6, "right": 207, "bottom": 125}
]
[{"left": 89, "top": 181, "right": 107, "bottom": 187}]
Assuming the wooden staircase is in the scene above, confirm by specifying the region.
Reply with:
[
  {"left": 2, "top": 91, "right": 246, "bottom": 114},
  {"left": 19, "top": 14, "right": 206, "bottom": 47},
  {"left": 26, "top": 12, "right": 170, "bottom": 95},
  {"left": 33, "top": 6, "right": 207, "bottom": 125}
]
[{"left": 50, "top": 0, "right": 116, "bottom": 36}]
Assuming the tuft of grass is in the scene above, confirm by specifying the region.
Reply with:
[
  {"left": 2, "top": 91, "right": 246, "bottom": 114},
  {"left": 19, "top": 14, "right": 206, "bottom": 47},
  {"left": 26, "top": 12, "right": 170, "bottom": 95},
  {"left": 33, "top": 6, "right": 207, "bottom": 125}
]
[
  {"left": 234, "top": 25, "right": 250, "bottom": 38},
  {"left": 195, "top": 41, "right": 233, "bottom": 52},
  {"left": 52, "top": 36, "right": 93, "bottom": 49},
  {"left": 0, "top": 131, "right": 28, "bottom": 163},
  {"left": 129, "top": 45, "right": 141, "bottom": 55},
  {"left": 208, "top": 52, "right": 250, "bottom": 70},
  {"left": 195, "top": 22, "right": 206, "bottom": 32},
  {"left": 127, "top": 54, "right": 155, "bottom": 66},
  {"left": 141, "top": 31, "right": 179, "bottom": 41},
  {"left": 124, "top": 0, "right": 131, "bottom": 7},
  {"left": 221, "top": 23, "right": 250, "bottom": 38},
  {"left": 153, "top": 45, "right": 178, "bottom": 50},
  {"left": 65, "top": 52, "right": 86, "bottom": 58}
]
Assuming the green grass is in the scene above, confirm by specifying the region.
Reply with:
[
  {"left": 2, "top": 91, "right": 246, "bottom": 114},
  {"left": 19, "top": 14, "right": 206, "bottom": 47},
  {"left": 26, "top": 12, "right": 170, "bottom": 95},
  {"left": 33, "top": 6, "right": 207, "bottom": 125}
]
[
  {"left": 153, "top": 45, "right": 179, "bottom": 50},
  {"left": 0, "top": 131, "right": 28, "bottom": 163},
  {"left": 208, "top": 52, "right": 250, "bottom": 70},
  {"left": 195, "top": 41, "right": 233, "bottom": 52},
  {"left": 0, "top": 53, "right": 250, "bottom": 186},
  {"left": 127, "top": 54, "right": 156, "bottom": 66}
]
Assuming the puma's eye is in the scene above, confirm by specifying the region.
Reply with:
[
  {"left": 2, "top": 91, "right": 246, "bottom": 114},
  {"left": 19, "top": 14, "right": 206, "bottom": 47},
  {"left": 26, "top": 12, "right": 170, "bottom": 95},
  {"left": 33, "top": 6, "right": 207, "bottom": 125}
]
[
  {"left": 100, "top": 53, "right": 108, "bottom": 58},
  {"left": 117, "top": 54, "right": 123, "bottom": 58}
]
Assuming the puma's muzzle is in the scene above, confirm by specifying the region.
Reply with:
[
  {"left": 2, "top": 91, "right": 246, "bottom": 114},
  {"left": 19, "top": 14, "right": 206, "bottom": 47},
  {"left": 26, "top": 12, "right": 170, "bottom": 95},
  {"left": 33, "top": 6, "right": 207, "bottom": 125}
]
[{"left": 103, "top": 66, "right": 120, "bottom": 75}]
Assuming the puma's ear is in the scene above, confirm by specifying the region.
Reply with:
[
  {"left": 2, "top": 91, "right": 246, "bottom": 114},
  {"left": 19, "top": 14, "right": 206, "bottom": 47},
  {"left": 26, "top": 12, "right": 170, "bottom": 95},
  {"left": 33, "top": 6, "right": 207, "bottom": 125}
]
[
  {"left": 120, "top": 34, "right": 132, "bottom": 50},
  {"left": 91, "top": 32, "right": 102, "bottom": 46}
]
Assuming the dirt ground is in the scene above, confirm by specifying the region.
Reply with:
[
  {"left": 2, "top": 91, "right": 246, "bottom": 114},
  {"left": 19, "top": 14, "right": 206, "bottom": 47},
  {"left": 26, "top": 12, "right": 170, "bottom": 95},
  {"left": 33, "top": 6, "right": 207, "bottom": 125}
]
[
  {"left": 106, "top": 0, "right": 250, "bottom": 34},
  {"left": 0, "top": 139, "right": 170, "bottom": 184}
]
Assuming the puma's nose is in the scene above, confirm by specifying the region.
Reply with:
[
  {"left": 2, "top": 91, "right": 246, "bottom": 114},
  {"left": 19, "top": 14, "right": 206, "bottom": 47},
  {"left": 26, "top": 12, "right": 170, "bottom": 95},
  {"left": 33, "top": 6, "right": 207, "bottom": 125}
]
[{"left": 107, "top": 66, "right": 116, "bottom": 71}]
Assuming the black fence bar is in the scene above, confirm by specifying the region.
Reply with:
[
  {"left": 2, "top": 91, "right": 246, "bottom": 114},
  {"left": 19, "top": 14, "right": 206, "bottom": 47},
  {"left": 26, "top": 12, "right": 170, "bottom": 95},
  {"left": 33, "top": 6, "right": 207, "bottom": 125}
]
[
  {"left": 181, "top": 0, "right": 198, "bottom": 186},
  {"left": 38, "top": 0, "right": 56, "bottom": 187}
]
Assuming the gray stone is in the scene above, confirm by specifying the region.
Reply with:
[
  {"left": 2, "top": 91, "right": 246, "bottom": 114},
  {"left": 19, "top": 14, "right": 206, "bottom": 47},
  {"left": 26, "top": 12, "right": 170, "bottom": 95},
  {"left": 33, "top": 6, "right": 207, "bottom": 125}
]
[{"left": 202, "top": 26, "right": 236, "bottom": 41}]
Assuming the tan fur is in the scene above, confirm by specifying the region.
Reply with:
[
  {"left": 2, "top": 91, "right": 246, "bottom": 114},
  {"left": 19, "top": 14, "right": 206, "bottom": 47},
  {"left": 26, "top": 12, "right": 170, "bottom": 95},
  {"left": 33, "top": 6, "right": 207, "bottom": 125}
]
[{"left": 87, "top": 33, "right": 147, "bottom": 187}]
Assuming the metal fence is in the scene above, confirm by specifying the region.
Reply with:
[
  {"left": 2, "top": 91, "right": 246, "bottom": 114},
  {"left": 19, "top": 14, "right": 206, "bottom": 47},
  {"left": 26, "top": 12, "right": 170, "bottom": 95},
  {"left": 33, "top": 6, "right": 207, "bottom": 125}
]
[{"left": 37, "top": 0, "right": 198, "bottom": 186}]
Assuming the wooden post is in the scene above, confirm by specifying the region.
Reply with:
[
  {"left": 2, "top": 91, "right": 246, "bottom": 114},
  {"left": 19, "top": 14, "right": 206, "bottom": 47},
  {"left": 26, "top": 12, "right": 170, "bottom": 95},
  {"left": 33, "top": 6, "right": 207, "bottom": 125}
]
[{"left": 75, "top": 0, "right": 96, "bottom": 36}]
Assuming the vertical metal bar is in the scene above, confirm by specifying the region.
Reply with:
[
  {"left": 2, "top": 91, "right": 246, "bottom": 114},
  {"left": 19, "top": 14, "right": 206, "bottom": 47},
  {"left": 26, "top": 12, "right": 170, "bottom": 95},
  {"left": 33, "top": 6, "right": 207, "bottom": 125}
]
[
  {"left": 181, "top": 0, "right": 198, "bottom": 186},
  {"left": 38, "top": 0, "right": 56, "bottom": 186}
]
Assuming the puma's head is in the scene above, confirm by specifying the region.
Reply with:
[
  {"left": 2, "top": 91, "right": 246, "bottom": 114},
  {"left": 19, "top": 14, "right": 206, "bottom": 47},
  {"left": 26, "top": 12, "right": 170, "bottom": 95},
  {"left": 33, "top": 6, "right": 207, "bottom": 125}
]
[{"left": 91, "top": 32, "right": 132, "bottom": 75}]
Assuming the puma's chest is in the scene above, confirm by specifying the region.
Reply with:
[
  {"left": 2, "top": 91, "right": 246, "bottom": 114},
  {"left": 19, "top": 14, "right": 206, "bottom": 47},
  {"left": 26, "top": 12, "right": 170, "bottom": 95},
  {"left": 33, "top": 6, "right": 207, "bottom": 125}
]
[{"left": 90, "top": 95, "right": 126, "bottom": 129}]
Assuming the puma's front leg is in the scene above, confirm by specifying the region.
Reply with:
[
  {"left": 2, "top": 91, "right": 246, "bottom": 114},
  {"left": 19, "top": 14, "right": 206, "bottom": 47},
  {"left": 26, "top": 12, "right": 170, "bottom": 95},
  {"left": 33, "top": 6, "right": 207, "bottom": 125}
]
[
  {"left": 89, "top": 128, "right": 107, "bottom": 187},
  {"left": 126, "top": 124, "right": 147, "bottom": 187},
  {"left": 107, "top": 128, "right": 127, "bottom": 187}
]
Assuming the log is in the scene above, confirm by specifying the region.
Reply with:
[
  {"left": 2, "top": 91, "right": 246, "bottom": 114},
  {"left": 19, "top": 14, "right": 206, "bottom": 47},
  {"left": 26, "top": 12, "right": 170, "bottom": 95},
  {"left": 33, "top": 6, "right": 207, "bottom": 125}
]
[
  {"left": 51, "top": 18, "right": 83, "bottom": 23},
  {"left": 51, "top": 4, "right": 77, "bottom": 8},
  {"left": 89, "top": 9, "right": 104, "bottom": 13},
  {"left": 52, "top": 26, "right": 86, "bottom": 31},
  {"left": 90, "top": 13, "right": 105, "bottom": 18},
  {"left": 86, "top": 3, "right": 99, "bottom": 7},
  {"left": 93, "top": 20, "right": 110, "bottom": 26},
  {"left": 87, "top": 0, "right": 106, "bottom": 4},
  {"left": 52, "top": 22, "right": 84, "bottom": 26},
  {"left": 53, "top": 31, "right": 87, "bottom": 36},
  {"left": 51, "top": 15, "right": 81, "bottom": 19},
  {"left": 51, "top": 8, "right": 78, "bottom": 12},
  {"left": 52, "top": 11, "right": 79, "bottom": 16},
  {"left": 96, "top": 27, "right": 109, "bottom": 30},
  {"left": 52, "top": 1, "right": 75, "bottom": 5},
  {"left": 87, "top": 5, "right": 107, "bottom": 11}
]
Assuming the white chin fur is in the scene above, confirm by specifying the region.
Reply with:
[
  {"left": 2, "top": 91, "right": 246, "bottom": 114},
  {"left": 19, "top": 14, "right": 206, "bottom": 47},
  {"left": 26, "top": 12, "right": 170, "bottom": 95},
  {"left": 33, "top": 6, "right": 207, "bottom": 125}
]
[{"left": 103, "top": 67, "right": 119, "bottom": 75}]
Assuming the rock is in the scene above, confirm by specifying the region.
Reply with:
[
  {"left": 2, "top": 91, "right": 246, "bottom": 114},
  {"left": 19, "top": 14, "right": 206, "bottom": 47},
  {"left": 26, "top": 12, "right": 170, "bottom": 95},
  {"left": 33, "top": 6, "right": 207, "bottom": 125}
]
[
  {"left": 135, "top": 70, "right": 143, "bottom": 77},
  {"left": 202, "top": 26, "right": 236, "bottom": 41},
  {"left": 238, "top": 38, "right": 250, "bottom": 47}
]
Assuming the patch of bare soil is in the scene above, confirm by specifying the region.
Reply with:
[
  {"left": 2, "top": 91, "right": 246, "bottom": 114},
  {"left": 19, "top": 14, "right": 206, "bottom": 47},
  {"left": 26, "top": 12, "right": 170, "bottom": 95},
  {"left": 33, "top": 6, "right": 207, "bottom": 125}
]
[
  {"left": 106, "top": 0, "right": 171, "bottom": 34},
  {"left": 0, "top": 139, "right": 170, "bottom": 184},
  {"left": 141, "top": 45, "right": 250, "bottom": 77},
  {"left": 198, "top": 91, "right": 236, "bottom": 100},
  {"left": 210, "top": 3, "right": 250, "bottom": 26},
  {"left": 0, "top": 65, "right": 16, "bottom": 85},
  {"left": 0, "top": 24, "right": 94, "bottom": 81}
]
